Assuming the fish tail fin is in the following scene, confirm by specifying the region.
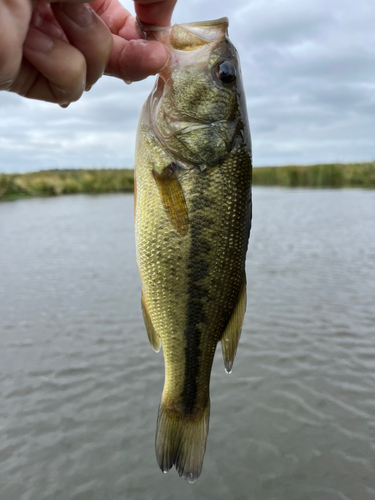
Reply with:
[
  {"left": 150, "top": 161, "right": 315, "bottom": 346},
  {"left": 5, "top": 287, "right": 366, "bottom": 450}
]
[{"left": 155, "top": 400, "right": 210, "bottom": 483}]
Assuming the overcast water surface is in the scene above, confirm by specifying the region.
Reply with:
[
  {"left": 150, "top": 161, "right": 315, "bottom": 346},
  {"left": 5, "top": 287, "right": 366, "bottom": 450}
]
[{"left": 0, "top": 188, "right": 374, "bottom": 500}]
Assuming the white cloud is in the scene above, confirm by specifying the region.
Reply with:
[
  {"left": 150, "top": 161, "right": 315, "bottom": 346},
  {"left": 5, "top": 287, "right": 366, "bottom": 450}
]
[{"left": 0, "top": 0, "right": 374, "bottom": 172}]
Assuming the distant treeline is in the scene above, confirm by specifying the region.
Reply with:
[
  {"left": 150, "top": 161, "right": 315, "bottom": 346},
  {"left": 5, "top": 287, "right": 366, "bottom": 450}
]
[
  {"left": 1, "top": 162, "right": 374, "bottom": 200},
  {"left": 252, "top": 162, "right": 375, "bottom": 188},
  {"left": 0, "top": 169, "right": 134, "bottom": 201}
]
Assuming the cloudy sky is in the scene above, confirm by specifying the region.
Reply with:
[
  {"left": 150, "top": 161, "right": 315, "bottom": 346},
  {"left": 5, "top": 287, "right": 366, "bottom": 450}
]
[{"left": 0, "top": 0, "right": 374, "bottom": 173}]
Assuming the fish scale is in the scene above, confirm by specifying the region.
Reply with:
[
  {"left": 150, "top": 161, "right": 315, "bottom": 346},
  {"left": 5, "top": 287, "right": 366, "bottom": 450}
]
[{"left": 134, "top": 17, "right": 252, "bottom": 481}]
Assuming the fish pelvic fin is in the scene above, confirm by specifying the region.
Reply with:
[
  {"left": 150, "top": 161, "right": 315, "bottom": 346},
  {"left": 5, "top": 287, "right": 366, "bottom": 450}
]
[
  {"left": 141, "top": 290, "right": 161, "bottom": 353},
  {"left": 155, "top": 400, "right": 210, "bottom": 483},
  {"left": 220, "top": 272, "right": 247, "bottom": 374}
]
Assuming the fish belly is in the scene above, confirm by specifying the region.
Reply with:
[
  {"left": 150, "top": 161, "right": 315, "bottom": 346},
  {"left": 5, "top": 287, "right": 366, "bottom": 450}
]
[
  {"left": 136, "top": 127, "right": 251, "bottom": 396},
  {"left": 135, "top": 119, "right": 251, "bottom": 480}
]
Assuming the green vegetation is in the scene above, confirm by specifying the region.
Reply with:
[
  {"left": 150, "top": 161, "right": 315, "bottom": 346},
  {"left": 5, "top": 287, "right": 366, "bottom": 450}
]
[
  {"left": 0, "top": 162, "right": 374, "bottom": 201},
  {"left": 0, "top": 169, "right": 134, "bottom": 201},
  {"left": 252, "top": 162, "right": 375, "bottom": 188}
]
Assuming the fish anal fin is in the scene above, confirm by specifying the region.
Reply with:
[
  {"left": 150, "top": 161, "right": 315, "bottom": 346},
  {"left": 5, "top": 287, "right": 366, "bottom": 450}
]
[
  {"left": 152, "top": 164, "right": 189, "bottom": 237},
  {"left": 141, "top": 291, "right": 161, "bottom": 353},
  {"left": 220, "top": 272, "right": 247, "bottom": 373}
]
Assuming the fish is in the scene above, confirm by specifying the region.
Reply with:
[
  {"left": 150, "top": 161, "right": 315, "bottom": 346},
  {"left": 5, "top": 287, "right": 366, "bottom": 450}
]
[{"left": 134, "top": 17, "right": 252, "bottom": 482}]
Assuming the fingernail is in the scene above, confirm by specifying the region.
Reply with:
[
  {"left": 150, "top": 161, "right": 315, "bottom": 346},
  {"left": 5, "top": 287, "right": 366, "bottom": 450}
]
[
  {"left": 60, "top": 3, "right": 94, "bottom": 28},
  {"left": 41, "top": 22, "right": 64, "bottom": 40},
  {"left": 32, "top": 9, "right": 64, "bottom": 39},
  {"left": 24, "top": 28, "right": 53, "bottom": 53}
]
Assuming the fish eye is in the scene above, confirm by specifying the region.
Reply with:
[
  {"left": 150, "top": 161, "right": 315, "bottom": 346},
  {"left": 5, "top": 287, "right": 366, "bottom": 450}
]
[{"left": 215, "top": 60, "right": 236, "bottom": 84}]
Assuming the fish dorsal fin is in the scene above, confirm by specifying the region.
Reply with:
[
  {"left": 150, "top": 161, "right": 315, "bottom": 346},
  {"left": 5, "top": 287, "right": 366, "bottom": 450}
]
[
  {"left": 220, "top": 272, "right": 247, "bottom": 373},
  {"left": 141, "top": 290, "right": 161, "bottom": 353},
  {"left": 152, "top": 164, "right": 189, "bottom": 236}
]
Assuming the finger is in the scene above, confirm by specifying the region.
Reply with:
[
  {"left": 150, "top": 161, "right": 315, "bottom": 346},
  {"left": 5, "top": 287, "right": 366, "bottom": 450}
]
[
  {"left": 13, "top": 27, "right": 86, "bottom": 104},
  {"left": 89, "top": 0, "right": 170, "bottom": 81},
  {"left": 105, "top": 36, "right": 169, "bottom": 82},
  {"left": 90, "top": 0, "right": 176, "bottom": 36},
  {"left": 0, "top": 1, "right": 32, "bottom": 90},
  {"left": 47, "top": 0, "right": 98, "bottom": 3},
  {"left": 31, "top": 1, "right": 69, "bottom": 43},
  {"left": 90, "top": 0, "right": 138, "bottom": 39},
  {"left": 51, "top": 2, "right": 112, "bottom": 89},
  {"left": 133, "top": 0, "right": 177, "bottom": 27}
]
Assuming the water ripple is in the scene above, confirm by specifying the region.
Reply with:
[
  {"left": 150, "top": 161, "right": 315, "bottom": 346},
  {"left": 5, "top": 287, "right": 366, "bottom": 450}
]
[{"left": 0, "top": 190, "right": 374, "bottom": 499}]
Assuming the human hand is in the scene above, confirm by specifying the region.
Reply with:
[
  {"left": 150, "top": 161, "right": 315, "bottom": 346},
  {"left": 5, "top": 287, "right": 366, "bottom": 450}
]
[{"left": 0, "top": 0, "right": 177, "bottom": 106}]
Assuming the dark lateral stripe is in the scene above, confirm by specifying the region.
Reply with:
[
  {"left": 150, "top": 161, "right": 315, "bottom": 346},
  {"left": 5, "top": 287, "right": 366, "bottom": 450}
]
[{"left": 181, "top": 174, "right": 212, "bottom": 414}]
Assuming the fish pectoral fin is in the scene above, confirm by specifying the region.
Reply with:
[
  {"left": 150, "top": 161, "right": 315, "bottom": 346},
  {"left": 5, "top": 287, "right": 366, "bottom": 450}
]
[
  {"left": 141, "top": 291, "right": 161, "bottom": 353},
  {"left": 220, "top": 272, "right": 247, "bottom": 373},
  {"left": 152, "top": 164, "right": 189, "bottom": 237}
]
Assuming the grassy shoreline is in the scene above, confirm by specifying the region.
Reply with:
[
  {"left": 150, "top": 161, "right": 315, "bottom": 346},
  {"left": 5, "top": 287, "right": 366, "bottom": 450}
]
[
  {"left": 0, "top": 169, "right": 134, "bottom": 201},
  {"left": 1, "top": 162, "right": 374, "bottom": 201}
]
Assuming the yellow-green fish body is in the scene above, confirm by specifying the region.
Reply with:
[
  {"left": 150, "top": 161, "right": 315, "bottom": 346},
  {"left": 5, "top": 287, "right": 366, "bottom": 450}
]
[{"left": 134, "top": 17, "right": 252, "bottom": 482}]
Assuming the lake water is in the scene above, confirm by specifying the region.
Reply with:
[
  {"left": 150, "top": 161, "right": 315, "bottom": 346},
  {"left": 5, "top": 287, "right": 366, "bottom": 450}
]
[{"left": 0, "top": 188, "right": 374, "bottom": 500}]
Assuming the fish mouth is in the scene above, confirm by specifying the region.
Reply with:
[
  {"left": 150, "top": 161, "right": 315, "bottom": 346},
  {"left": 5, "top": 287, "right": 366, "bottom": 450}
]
[
  {"left": 137, "top": 17, "right": 228, "bottom": 39},
  {"left": 137, "top": 17, "right": 229, "bottom": 51},
  {"left": 179, "top": 17, "right": 229, "bottom": 28},
  {"left": 138, "top": 17, "right": 230, "bottom": 85}
]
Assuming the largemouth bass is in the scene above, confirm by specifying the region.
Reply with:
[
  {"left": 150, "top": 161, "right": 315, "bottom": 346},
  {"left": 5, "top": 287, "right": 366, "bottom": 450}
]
[{"left": 134, "top": 17, "right": 252, "bottom": 482}]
